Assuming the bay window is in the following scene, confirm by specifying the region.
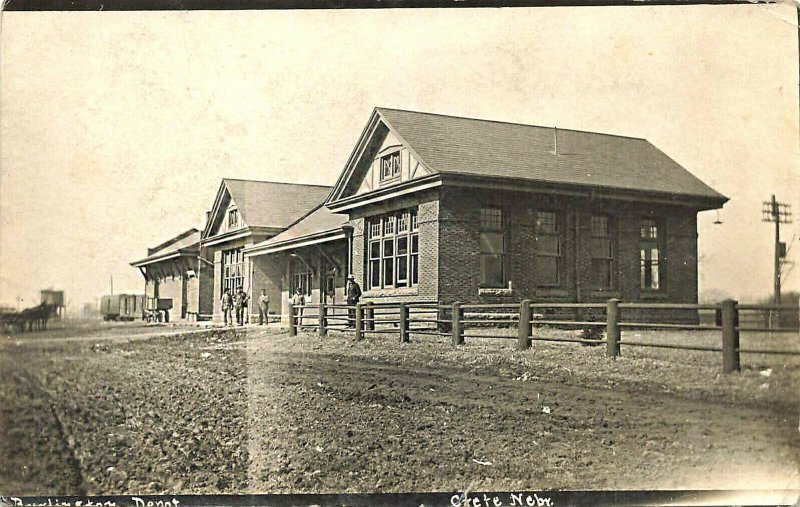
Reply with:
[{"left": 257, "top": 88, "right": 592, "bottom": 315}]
[
  {"left": 222, "top": 248, "right": 244, "bottom": 295},
  {"left": 367, "top": 208, "right": 419, "bottom": 289}
]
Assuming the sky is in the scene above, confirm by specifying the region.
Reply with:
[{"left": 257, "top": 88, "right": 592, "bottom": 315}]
[{"left": 1, "top": 5, "right": 799, "bottom": 312}]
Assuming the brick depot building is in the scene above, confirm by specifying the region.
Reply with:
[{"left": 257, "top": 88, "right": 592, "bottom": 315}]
[
  {"left": 133, "top": 108, "right": 728, "bottom": 324},
  {"left": 318, "top": 108, "right": 727, "bottom": 318}
]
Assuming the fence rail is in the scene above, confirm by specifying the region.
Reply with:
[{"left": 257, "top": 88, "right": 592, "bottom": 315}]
[{"left": 286, "top": 298, "right": 800, "bottom": 373}]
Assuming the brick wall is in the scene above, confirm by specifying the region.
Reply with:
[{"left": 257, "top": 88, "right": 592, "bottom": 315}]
[
  {"left": 438, "top": 187, "right": 480, "bottom": 304},
  {"left": 434, "top": 186, "right": 700, "bottom": 322},
  {"left": 326, "top": 180, "right": 704, "bottom": 327},
  {"left": 417, "top": 199, "right": 440, "bottom": 302},
  {"left": 186, "top": 255, "right": 214, "bottom": 320},
  {"left": 197, "top": 258, "right": 215, "bottom": 316},
  {"left": 350, "top": 216, "right": 366, "bottom": 294}
]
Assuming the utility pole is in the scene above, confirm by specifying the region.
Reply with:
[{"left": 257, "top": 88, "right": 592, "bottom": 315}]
[{"left": 762, "top": 195, "right": 792, "bottom": 325}]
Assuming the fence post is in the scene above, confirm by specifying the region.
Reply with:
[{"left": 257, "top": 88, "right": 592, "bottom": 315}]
[
  {"left": 518, "top": 299, "right": 532, "bottom": 350},
  {"left": 366, "top": 302, "right": 375, "bottom": 331},
  {"left": 288, "top": 303, "right": 296, "bottom": 336},
  {"left": 721, "top": 299, "right": 740, "bottom": 373},
  {"left": 399, "top": 303, "right": 409, "bottom": 343},
  {"left": 355, "top": 303, "right": 363, "bottom": 341},
  {"left": 318, "top": 303, "right": 327, "bottom": 337},
  {"left": 606, "top": 298, "right": 620, "bottom": 358},
  {"left": 452, "top": 302, "right": 463, "bottom": 346}
]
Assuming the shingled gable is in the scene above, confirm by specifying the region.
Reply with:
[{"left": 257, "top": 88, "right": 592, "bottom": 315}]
[
  {"left": 326, "top": 107, "right": 728, "bottom": 211},
  {"left": 130, "top": 228, "right": 201, "bottom": 267},
  {"left": 202, "top": 178, "right": 333, "bottom": 240}
]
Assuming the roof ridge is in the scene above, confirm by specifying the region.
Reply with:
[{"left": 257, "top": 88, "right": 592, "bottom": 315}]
[
  {"left": 223, "top": 177, "right": 332, "bottom": 189},
  {"left": 375, "top": 107, "right": 648, "bottom": 142}
]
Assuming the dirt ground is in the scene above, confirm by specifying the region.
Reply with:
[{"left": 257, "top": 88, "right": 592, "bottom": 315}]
[
  {"left": 0, "top": 324, "right": 250, "bottom": 495},
  {"left": 1, "top": 322, "right": 797, "bottom": 495}
]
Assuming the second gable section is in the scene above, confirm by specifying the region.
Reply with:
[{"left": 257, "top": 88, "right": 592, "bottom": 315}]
[
  {"left": 206, "top": 188, "right": 248, "bottom": 239},
  {"left": 343, "top": 122, "right": 433, "bottom": 199}
]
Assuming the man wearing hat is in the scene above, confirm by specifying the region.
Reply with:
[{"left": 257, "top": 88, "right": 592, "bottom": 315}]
[
  {"left": 346, "top": 274, "right": 361, "bottom": 328},
  {"left": 233, "top": 286, "right": 250, "bottom": 326}
]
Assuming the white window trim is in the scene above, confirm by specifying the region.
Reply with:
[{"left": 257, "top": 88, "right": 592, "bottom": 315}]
[{"left": 367, "top": 209, "right": 419, "bottom": 290}]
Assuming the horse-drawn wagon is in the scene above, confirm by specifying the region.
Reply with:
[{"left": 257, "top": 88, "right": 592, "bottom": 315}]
[{"left": 1, "top": 303, "right": 57, "bottom": 332}]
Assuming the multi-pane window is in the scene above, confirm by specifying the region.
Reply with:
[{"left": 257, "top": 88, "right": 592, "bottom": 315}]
[
  {"left": 380, "top": 151, "right": 401, "bottom": 181},
  {"left": 536, "top": 211, "right": 561, "bottom": 286},
  {"left": 640, "top": 218, "right": 663, "bottom": 290},
  {"left": 479, "top": 207, "right": 506, "bottom": 288},
  {"left": 222, "top": 248, "right": 244, "bottom": 295},
  {"left": 228, "top": 208, "right": 239, "bottom": 229},
  {"left": 368, "top": 208, "right": 419, "bottom": 289},
  {"left": 591, "top": 215, "right": 614, "bottom": 289}
]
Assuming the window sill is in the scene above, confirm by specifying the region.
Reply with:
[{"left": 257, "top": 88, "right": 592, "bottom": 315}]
[
  {"left": 640, "top": 290, "right": 669, "bottom": 300},
  {"left": 378, "top": 176, "right": 401, "bottom": 186},
  {"left": 589, "top": 289, "right": 620, "bottom": 300},
  {"left": 363, "top": 287, "right": 418, "bottom": 298},
  {"left": 478, "top": 287, "right": 514, "bottom": 296}
]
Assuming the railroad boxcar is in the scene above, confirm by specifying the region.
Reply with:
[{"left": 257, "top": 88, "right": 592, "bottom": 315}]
[{"left": 100, "top": 294, "right": 144, "bottom": 321}]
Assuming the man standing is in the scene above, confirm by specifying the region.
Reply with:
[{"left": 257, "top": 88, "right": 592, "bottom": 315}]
[
  {"left": 220, "top": 287, "right": 233, "bottom": 326},
  {"left": 234, "top": 286, "right": 249, "bottom": 326},
  {"left": 346, "top": 274, "right": 361, "bottom": 328},
  {"left": 258, "top": 289, "right": 270, "bottom": 325},
  {"left": 292, "top": 287, "right": 305, "bottom": 327}
]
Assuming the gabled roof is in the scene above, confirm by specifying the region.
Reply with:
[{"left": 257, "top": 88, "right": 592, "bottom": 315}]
[
  {"left": 203, "top": 178, "right": 333, "bottom": 238},
  {"left": 131, "top": 229, "right": 200, "bottom": 267},
  {"left": 245, "top": 203, "right": 347, "bottom": 256},
  {"left": 328, "top": 107, "right": 728, "bottom": 208}
]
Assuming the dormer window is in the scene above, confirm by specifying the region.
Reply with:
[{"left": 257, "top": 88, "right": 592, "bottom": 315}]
[
  {"left": 380, "top": 151, "right": 401, "bottom": 181},
  {"left": 228, "top": 208, "right": 239, "bottom": 229}
]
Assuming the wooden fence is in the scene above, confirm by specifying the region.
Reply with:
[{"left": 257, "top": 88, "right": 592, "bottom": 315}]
[{"left": 287, "top": 299, "right": 800, "bottom": 373}]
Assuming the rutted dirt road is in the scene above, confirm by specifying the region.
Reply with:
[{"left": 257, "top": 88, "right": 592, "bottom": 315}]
[
  {"left": 245, "top": 332, "right": 798, "bottom": 492},
  {"left": 1, "top": 323, "right": 797, "bottom": 494}
]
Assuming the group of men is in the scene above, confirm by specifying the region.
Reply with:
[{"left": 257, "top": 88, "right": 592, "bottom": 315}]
[
  {"left": 221, "top": 274, "right": 362, "bottom": 327},
  {"left": 220, "top": 286, "right": 271, "bottom": 326}
]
